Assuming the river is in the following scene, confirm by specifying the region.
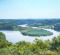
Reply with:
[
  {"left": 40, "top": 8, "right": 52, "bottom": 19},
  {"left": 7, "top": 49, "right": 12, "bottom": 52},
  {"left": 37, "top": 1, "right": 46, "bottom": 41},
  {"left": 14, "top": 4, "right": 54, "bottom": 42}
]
[{"left": 0, "top": 28, "right": 60, "bottom": 43}]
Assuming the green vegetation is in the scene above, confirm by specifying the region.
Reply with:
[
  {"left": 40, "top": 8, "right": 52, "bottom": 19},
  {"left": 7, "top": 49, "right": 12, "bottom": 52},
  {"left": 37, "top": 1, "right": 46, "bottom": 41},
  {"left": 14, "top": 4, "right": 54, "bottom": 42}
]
[
  {"left": 0, "top": 19, "right": 60, "bottom": 55},
  {"left": 0, "top": 32, "right": 60, "bottom": 55},
  {"left": 0, "top": 19, "right": 60, "bottom": 31},
  {"left": 54, "top": 23, "right": 60, "bottom": 31},
  {"left": 0, "top": 23, "right": 17, "bottom": 30},
  {"left": 21, "top": 28, "right": 53, "bottom": 36},
  {"left": 0, "top": 32, "right": 12, "bottom": 48},
  {"left": 0, "top": 32, "right": 6, "bottom": 40}
]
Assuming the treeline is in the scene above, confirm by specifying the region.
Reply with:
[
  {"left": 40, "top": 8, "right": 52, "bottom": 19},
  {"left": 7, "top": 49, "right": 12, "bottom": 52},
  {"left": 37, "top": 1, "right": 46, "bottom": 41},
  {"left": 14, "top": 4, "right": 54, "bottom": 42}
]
[
  {"left": 0, "top": 32, "right": 60, "bottom": 55},
  {"left": 0, "top": 19, "right": 60, "bottom": 31},
  {"left": 0, "top": 23, "right": 18, "bottom": 30},
  {"left": 54, "top": 23, "right": 60, "bottom": 31}
]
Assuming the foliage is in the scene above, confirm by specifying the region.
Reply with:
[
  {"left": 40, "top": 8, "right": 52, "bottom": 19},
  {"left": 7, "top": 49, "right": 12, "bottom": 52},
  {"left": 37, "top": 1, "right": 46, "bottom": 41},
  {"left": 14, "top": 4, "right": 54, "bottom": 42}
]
[
  {"left": 0, "top": 19, "right": 60, "bottom": 31},
  {"left": 0, "top": 32, "right": 12, "bottom": 48},
  {"left": 0, "top": 32, "right": 60, "bottom": 55},
  {"left": 21, "top": 28, "right": 53, "bottom": 36}
]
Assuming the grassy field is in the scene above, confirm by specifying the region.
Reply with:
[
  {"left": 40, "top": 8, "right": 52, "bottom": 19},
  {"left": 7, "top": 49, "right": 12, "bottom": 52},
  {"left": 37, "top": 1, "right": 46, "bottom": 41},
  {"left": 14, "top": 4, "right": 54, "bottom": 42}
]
[{"left": 21, "top": 28, "right": 53, "bottom": 36}]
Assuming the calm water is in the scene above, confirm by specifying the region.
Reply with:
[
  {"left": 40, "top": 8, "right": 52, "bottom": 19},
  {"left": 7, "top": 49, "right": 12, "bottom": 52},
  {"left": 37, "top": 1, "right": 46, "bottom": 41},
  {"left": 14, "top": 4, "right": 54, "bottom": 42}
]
[{"left": 0, "top": 29, "right": 60, "bottom": 43}]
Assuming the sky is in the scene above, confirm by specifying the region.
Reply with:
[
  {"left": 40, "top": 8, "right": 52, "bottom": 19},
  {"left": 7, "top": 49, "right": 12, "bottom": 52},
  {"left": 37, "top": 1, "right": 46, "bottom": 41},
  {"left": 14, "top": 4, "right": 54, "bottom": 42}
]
[{"left": 0, "top": 0, "right": 60, "bottom": 19}]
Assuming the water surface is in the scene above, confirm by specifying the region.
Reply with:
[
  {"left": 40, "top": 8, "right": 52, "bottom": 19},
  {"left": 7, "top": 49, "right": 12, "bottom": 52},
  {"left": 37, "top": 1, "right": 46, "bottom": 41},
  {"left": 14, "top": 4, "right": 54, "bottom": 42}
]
[{"left": 0, "top": 29, "right": 60, "bottom": 43}]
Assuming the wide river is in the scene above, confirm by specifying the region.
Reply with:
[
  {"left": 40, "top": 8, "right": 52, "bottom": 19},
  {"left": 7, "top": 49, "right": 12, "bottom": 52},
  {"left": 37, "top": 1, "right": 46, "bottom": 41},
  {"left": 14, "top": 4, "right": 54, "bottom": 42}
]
[
  {"left": 0, "top": 24, "right": 60, "bottom": 43},
  {"left": 0, "top": 29, "right": 60, "bottom": 44}
]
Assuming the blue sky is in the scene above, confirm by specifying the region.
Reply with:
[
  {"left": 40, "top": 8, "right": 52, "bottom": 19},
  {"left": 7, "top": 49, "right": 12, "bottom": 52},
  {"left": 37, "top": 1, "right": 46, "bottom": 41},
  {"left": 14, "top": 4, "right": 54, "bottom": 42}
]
[{"left": 0, "top": 0, "right": 60, "bottom": 19}]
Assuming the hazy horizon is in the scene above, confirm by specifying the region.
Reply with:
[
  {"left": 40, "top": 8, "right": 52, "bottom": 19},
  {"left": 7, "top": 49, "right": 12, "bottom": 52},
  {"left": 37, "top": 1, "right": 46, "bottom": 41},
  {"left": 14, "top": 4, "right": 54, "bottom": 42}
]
[{"left": 0, "top": 18, "right": 60, "bottom": 19}]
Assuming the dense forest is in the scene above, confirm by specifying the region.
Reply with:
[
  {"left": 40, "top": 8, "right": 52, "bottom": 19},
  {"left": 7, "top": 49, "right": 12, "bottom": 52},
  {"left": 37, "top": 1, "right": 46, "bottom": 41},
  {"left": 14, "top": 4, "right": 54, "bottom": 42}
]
[
  {"left": 0, "top": 32, "right": 60, "bottom": 55},
  {"left": 0, "top": 19, "right": 60, "bottom": 31}
]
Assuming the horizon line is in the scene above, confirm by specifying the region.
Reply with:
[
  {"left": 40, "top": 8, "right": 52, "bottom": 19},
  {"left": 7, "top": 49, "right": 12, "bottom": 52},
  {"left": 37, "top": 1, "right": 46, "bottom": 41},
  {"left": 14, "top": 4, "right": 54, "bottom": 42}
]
[{"left": 0, "top": 18, "right": 60, "bottom": 20}]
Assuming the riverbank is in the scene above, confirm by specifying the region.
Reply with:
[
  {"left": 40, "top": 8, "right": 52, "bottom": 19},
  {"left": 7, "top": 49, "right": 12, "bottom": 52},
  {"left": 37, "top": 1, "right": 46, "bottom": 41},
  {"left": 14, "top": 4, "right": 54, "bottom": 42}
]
[{"left": 0, "top": 28, "right": 60, "bottom": 43}]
